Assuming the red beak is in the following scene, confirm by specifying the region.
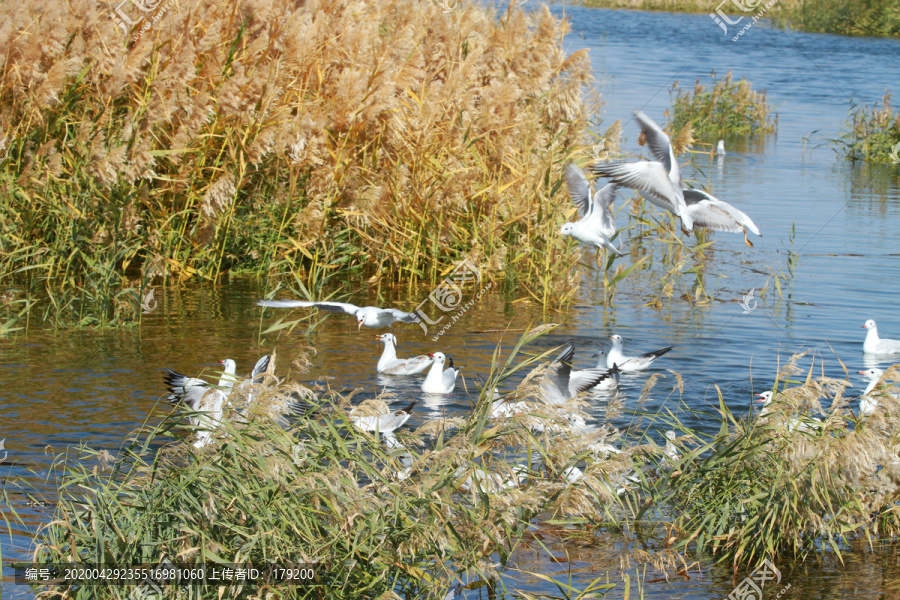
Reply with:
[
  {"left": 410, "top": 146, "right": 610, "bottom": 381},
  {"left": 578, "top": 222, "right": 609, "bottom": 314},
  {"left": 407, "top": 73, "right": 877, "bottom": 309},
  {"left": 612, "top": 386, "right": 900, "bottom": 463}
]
[
  {"left": 218, "top": 360, "right": 225, "bottom": 364},
  {"left": 428, "top": 353, "right": 434, "bottom": 358},
  {"left": 862, "top": 325, "right": 867, "bottom": 329},
  {"left": 358, "top": 320, "right": 363, "bottom": 330},
  {"left": 858, "top": 370, "right": 867, "bottom": 375}
]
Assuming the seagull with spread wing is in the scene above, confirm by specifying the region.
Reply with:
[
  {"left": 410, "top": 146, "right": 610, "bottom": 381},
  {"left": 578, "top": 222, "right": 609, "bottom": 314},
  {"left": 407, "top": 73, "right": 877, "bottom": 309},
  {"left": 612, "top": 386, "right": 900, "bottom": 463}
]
[{"left": 256, "top": 299, "right": 419, "bottom": 330}]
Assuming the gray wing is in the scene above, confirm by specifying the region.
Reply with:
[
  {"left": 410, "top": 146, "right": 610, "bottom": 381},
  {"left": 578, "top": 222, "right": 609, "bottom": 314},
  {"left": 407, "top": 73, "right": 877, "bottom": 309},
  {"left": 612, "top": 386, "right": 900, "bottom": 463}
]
[
  {"left": 548, "top": 344, "right": 576, "bottom": 397},
  {"left": 250, "top": 355, "right": 270, "bottom": 380},
  {"left": 683, "top": 189, "right": 744, "bottom": 233},
  {"left": 633, "top": 111, "right": 674, "bottom": 174},
  {"left": 591, "top": 161, "right": 676, "bottom": 200},
  {"left": 568, "top": 368, "right": 612, "bottom": 395},
  {"left": 384, "top": 308, "right": 420, "bottom": 324},
  {"left": 256, "top": 300, "right": 361, "bottom": 315},
  {"left": 593, "top": 182, "right": 619, "bottom": 232},
  {"left": 565, "top": 163, "right": 592, "bottom": 219},
  {"left": 162, "top": 369, "right": 208, "bottom": 408},
  {"left": 683, "top": 189, "right": 760, "bottom": 236}
]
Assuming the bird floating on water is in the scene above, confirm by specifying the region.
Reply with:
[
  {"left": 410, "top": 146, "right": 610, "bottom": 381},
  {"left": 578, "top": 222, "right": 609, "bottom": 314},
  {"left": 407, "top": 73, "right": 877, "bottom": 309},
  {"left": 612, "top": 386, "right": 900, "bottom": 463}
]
[
  {"left": 422, "top": 352, "right": 459, "bottom": 394},
  {"left": 862, "top": 319, "right": 900, "bottom": 355},
  {"left": 376, "top": 333, "right": 434, "bottom": 375},
  {"left": 605, "top": 334, "right": 672, "bottom": 372}
]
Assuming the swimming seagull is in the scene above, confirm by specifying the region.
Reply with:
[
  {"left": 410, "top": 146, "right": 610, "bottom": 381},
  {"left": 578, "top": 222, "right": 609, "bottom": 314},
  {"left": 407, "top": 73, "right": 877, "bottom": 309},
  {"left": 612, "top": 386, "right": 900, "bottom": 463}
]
[
  {"left": 715, "top": 140, "right": 726, "bottom": 157},
  {"left": 590, "top": 110, "right": 693, "bottom": 231},
  {"left": 605, "top": 335, "right": 672, "bottom": 372},
  {"left": 376, "top": 333, "right": 434, "bottom": 375},
  {"left": 422, "top": 352, "right": 459, "bottom": 394},
  {"left": 560, "top": 163, "right": 622, "bottom": 256},
  {"left": 256, "top": 299, "right": 419, "bottom": 330},
  {"left": 682, "top": 188, "right": 761, "bottom": 247},
  {"left": 540, "top": 344, "right": 614, "bottom": 404},
  {"left": 350, "top": 400, "right": 417, "bottom": 435},
  {"left": 858, "top": 368, "right": 898, "bottom": 417},
  {"left": 755, "top": 391, "right": 822, "bottom": 433},
  {"left": 862, "top": 319, "right": 900, "bottom": 355}
]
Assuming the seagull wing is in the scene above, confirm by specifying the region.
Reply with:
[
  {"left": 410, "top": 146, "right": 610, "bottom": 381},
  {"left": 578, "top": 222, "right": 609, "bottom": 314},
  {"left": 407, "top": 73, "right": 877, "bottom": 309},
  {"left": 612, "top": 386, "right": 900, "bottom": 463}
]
[
  {"left": 568, "top": 368, "right": 612, "bottom": 395},
  {"left": 592, "top": 182, "right": 619, "bottom": 232},
  {"left": 384, "top": 308, "right": 420, "bottom": 324},
  {"left": 256, "top": 300, "right": 361, "bottom": 315},
  {"left": 565, "top": 163, "right": 592, "bottom": 219},
  {"left": 683, "top": 188, "right": 760, "bottom": 236},
  {"left": 162, "top": 369, "right": 208, "bottom": 408},
  {"left": 633, "top": 111, "right": 674, "bottom": 173}
]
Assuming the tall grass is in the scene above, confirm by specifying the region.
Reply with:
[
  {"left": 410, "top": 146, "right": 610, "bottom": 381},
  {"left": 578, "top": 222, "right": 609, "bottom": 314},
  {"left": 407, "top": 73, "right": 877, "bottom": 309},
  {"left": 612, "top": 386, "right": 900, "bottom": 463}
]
[
  {"left": 0, "top": 0, "right": 596, "bottom": 328},
  {"left": 667, "top": 71, "right": 776, "bottom": 140},
  {"left": 833, "top": 91, "right": 900, "bottom": 163}
]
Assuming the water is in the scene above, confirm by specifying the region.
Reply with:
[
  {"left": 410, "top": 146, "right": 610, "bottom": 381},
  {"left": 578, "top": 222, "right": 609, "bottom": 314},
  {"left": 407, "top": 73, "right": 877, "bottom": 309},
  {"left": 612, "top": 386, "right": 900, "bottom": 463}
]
[{"left": 2, "top": 7, "right": 900, "bottom": 599}]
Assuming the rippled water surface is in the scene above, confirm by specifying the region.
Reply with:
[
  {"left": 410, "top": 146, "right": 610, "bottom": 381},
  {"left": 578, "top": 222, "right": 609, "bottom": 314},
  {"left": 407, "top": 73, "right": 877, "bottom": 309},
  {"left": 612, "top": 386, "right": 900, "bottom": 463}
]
[{"left": 2, "top": 6, "right": 900, "bottom": 599}]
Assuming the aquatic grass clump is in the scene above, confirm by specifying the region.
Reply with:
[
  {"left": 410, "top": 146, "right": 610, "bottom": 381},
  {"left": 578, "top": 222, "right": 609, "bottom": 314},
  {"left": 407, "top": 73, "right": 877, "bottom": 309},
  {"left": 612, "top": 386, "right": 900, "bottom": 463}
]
[
  {"left": 667, "top": 71, "right": 776, "bottom": 139},
  {"left": 0, "top": 0, "right": 597, "bottom": 326},
  {"left": 833, "top": 91, "right": 900, "bottom": 163},
  {"left": 644, "top": 353, "right": 900, "bottom": 569},
  {"left": 771, "top": 0, "right": 900, "bottom": 38},
  {"left": 27, "top": 329, "right": 648, "bottom": 599}
]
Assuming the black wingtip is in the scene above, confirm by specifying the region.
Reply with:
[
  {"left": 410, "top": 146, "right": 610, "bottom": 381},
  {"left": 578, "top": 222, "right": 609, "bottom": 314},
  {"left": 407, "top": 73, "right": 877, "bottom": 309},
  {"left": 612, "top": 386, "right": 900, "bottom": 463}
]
[
  {"left": 647, "top": 347, "right": 674, "bottom": 360},
  {"left": 400, "top": 400, "right": 417, "bottom": 415},
  {"left": 556, "top": 343, "right": 576, "bottom": 366}
]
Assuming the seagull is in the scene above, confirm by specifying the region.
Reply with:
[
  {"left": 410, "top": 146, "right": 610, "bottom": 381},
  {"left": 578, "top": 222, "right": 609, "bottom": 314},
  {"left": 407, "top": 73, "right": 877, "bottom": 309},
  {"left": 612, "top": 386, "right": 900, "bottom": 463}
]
[
  {"left": 755, "top": 391, "right": 822, "bottom": 433},
  {"left": 422, "top": 352, "right": 459, "bottom": 394},
  {"left": 606, "top": 335, "right": 672, "bottom": 372},
  {"left": 682, "top": 188, "right": 761, "bottom": 247},
  {"left": 663, "top": 430, "right": 679, "bottom": 462},
  {"left": 161, "top": 366, "right": 230, "bottom": 448},
  {"left": 540, "top": 344, "right": 614, "bottom": 404},
  {"left": 376, "top": 333, "right": 434, "bottom": 375},
  {"left": 350, "top": 400, "right": 416, "bottom": 435},
  {"left": 715, "top": 140, "right": 726, "bottom": 157},
  {"left": 560, "top": 163, "right": 622, "bottom": 256},
  {"left": 256, "top": 299, "right": 419, "bottom": 330},
  {"left": 219, "top": 356, "right": 271, "bottom": 407},
  {"left": 858, "top": 368, "right": 898, "bottom": 417},
  {"left": 862, "top": 319, "right": 900, "bottom": 355},
  {"left": 590, "top": 110, "right": 693, "bottom": 231}
]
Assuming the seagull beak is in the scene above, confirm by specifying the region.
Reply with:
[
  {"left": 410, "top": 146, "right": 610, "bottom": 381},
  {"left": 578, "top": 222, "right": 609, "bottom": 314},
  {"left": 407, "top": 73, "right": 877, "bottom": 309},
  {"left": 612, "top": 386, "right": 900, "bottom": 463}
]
[
  {"left": 428, "top": 353, "right": 434, "bottom": 358},
  {"left": 862, "top": 325, "right": 867, "bottom": 329},
  {"left": 858, "top": 370, "right": 866, "bottom": 375},
  {"left": 218, "top": 360, "right": 224, "bottom": 364},
  {"left": 358, "top": 320, "right": 364, "bottom": 330}
]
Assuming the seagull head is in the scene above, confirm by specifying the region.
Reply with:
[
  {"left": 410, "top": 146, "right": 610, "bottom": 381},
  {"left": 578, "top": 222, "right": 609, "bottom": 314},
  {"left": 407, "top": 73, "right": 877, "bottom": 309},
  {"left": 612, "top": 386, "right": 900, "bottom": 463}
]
[
  {"left": 608, "top": 334, "right": 623, "bottom": 347},
  {"left": 559, "top": 223, "right": 575, "bottom": 237},
  {"left": 859, "top": 368, "right": 883, "bottom": 380},
  {"left": 356, "top": 311, "right": 367, "bottom": 330},
  {"left": 219, "top": 359, "right": 236, "bottom": 374},
  {"left": 755, "top": 391, "right": 773, "bottom": 404},
  {"left": 377, "top": 333, "right": 397, "bottom": 346},
  {"left": 863, "top": 319, "right": 876, "bottom": 330},
  {"left": 428, "top": 352, "right": 446, "bottom": 365}
]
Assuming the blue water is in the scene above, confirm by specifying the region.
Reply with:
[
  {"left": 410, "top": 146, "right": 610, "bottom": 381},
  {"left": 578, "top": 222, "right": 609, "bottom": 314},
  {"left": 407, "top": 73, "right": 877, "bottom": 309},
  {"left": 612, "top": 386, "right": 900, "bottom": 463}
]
[{"left": 2, "top": 6, "right": 900, "bottom": 599}]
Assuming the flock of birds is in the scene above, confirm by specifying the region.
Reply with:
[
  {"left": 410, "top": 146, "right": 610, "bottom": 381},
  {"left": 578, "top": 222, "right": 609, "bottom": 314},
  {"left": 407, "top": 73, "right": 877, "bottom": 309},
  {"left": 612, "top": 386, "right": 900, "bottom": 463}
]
[
  {"left": 560, "top": 110, "right": 760, "bottom": 255},
  {"left": 160, "top": 111, "right": 896, "bottom": 471}
]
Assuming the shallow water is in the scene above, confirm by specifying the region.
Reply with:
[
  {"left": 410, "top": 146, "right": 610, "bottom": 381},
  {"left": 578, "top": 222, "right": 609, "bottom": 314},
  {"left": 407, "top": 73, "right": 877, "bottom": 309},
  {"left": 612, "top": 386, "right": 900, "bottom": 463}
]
[{"left": 3, "top": 6, "right": 900, "bottom": 599}]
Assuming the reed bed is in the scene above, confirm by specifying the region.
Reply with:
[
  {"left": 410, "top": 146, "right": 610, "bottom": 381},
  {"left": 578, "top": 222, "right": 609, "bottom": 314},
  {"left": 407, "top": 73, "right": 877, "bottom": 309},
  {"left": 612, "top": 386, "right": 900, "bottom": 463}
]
[
  {"left": 667, "top": 71, "right": 776, "bottom": 140},
  {"left": 24, "top": 327, "right": 645, "bottom": 599},
  {"left": 833, "top": 91, "right": 900, "bottom": 163},
  {"left": 13, "top": 336, "right": 900, "bottom": 596},
  {"left": 0, "top": 0, "right": 595, "bottom": 329}
]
